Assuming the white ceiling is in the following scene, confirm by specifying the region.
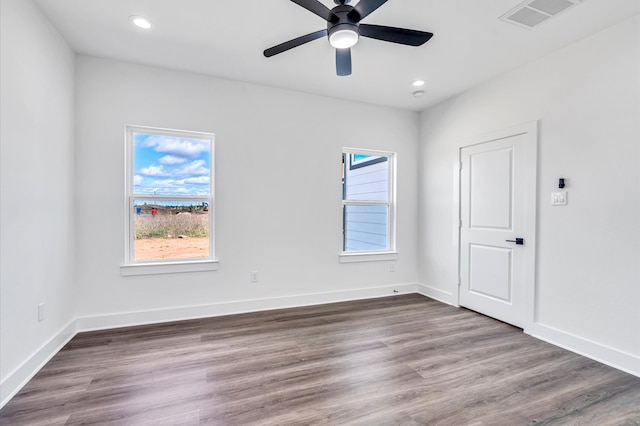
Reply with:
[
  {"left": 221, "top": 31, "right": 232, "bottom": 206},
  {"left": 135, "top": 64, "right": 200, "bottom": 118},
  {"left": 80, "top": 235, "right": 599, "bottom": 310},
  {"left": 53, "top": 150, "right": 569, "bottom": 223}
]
[{"left": 34, "top": 0, "right": 639, "bottom": 111}]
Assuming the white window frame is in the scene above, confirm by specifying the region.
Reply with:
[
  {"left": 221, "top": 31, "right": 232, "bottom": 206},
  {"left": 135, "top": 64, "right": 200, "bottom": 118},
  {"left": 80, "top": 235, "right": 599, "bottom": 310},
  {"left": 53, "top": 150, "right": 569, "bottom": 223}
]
[
  {"left": 340, "top": 147, "right": 398, "bottom": 263},
  {"left": 120, "top": 125, "right": 218, "bottom": 276}
]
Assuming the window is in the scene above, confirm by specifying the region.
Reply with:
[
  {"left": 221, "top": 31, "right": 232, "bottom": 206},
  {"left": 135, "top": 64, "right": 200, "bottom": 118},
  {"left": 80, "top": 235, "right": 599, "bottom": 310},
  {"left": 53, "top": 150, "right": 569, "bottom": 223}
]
[
  {"left": 121, "top": 126, "right": 217, "bottom": 275},
  {"left": 341, "top": 148, "right": 397, "bottom": 262}
]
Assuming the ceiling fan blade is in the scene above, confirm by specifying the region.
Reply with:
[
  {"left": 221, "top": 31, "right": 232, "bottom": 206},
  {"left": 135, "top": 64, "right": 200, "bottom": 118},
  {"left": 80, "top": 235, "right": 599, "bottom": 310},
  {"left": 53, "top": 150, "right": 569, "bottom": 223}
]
[
  {"left": 336, "top": 48, "right": 352, "bottom": 76},
  {"left": 264, "top": 29, "right": 328, "bottom": 57},
  {"left": 359, "top": 24, "right": 433, "bottom": 46},
  {"left": 290, "top": 0, "right": 338, "bottom": 23},
  {"left": 348, "top": 0, "right": 388, "bottom": 21}
]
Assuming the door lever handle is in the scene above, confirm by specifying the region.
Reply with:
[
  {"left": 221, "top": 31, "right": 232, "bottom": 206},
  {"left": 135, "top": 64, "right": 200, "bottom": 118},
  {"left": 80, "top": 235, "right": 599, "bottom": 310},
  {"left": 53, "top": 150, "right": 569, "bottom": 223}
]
[{"left": 506, "top": 238, "right": 524, "bottom": 245}]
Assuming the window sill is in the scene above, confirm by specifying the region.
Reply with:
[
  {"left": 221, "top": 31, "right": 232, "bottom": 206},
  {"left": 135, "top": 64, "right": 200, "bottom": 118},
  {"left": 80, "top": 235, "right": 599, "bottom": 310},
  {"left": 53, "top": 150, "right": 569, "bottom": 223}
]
[
  {"left": 339, "top": 252, "right": 399, "bottom": 263},
  {"left": 120, "top": 259, "right": 219, "bottom": 276}
]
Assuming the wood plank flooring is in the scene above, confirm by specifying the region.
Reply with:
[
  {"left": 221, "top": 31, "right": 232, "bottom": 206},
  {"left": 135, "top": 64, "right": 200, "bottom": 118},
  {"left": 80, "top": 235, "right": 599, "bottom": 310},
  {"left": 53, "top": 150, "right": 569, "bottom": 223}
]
[{"left": 1, "top": 294, "right": 639, "bottom": 425}]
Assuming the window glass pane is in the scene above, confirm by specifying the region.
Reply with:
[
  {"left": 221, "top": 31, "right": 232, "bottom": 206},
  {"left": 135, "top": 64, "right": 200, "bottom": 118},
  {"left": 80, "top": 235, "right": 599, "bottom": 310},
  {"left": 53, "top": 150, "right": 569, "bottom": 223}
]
[
  {"left": 343, "top": 153, "right": 388, "bottom": 202},
  {"left": 133, "top": 133, "right": 211, "bottom": 196},
  {"left": 343, "top": 205, "right": 388, "bottom": 252},
  {"left": 133, "top": 200, "right": 209, "bottom": 261}
]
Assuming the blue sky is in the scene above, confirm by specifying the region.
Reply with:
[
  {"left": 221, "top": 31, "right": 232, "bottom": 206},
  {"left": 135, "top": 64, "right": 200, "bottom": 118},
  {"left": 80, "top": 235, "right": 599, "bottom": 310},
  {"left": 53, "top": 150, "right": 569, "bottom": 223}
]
[{"left": 134, "top": 133, "right": 210, "bottom": 196}]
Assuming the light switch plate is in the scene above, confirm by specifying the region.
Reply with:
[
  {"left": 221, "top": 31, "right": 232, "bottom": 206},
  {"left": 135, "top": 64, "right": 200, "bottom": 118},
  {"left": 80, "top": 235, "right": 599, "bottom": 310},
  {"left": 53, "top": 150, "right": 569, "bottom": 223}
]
[{"left": 551, "top": 191, "right": 567, "bottom": 206}]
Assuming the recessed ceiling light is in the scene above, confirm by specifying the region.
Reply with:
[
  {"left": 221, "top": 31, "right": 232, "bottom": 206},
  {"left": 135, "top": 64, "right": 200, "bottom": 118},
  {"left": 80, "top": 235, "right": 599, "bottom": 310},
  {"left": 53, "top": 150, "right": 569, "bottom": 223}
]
[
  {"left": 129, "top": 15, "right": 154, "bottom": 30},
  {"left": 412, "top": 80, "right": 426, "bottom": 87}
]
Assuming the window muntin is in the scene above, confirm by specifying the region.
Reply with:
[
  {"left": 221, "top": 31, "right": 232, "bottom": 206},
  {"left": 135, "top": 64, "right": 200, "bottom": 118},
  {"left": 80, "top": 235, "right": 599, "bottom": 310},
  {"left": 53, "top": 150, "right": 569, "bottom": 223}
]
[
  {"left": 342, "top": 149, "right": 395, "bottom": 254},
  {"left": 125, "top": 126, "right": 214, "bottom": 264}
]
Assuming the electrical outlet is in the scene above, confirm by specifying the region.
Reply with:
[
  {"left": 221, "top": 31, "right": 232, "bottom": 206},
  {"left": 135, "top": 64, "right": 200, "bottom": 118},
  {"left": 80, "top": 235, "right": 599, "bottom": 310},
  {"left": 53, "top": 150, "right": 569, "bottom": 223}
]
[
  {"left": 250, "top": 271, "right": 259, "bottom": 283},
  {"left": 38, "top": 303, "right": 45, "bottom": 322},
  {"left": 389, "top": 263, "right": 396, "bottom": 272}
]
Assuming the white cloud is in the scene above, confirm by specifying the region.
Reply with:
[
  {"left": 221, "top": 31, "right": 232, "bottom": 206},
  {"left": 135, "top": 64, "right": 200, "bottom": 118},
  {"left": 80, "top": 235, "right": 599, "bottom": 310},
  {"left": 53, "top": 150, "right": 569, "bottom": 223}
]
[
  {"left": 173, "top": 160, "right": 209, "bottom": 177},
  {"left": 133, "top": 175, "right": 144, "bottom": 185},
  {"left": 158, "top": 155, "right": 188, "bottom": 165},
  {"left": 134, "top": 174, "right": 210, "bottom": 196},
  {"left": 139, "top": 161, "right": 208, "bottom": 178},
  {"left": 138, "top": 164, "right": 165, "bottom": 176},
  {"left": 144, "top": 178, "right": 176, "bottom": 187},
  {"left": 139, "top": 135, "right": 209, "bottom": 158},
  {"left": 182, "top": 176, "right": 210, "bottom": 184}
]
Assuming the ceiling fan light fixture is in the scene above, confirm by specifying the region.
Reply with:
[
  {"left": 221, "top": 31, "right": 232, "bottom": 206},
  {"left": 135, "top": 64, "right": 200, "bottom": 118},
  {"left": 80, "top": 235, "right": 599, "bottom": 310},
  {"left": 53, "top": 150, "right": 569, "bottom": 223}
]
[{"left": 329, "top": 25, "right": 359, "bottom": 49}]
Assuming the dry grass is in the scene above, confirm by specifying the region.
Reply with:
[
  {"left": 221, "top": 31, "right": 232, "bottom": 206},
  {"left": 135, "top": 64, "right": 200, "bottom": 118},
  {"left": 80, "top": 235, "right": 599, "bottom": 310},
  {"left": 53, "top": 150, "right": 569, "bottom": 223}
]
[{"left": 134, "top": 212, "right": 208, "bottom": 239}]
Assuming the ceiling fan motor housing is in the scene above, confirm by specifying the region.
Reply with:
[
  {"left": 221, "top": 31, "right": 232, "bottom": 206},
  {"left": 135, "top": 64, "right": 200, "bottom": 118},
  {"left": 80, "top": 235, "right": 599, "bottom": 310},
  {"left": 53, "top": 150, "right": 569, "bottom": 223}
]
[{"left": 327, "top": 5, "right": 360, "bottom": 48}]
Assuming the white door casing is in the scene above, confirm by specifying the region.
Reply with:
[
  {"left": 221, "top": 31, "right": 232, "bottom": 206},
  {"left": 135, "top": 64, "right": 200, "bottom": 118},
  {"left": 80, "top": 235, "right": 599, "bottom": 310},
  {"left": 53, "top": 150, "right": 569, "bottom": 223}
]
[{"left": 459, "top": 122, "right": 537, "bottom": 329}]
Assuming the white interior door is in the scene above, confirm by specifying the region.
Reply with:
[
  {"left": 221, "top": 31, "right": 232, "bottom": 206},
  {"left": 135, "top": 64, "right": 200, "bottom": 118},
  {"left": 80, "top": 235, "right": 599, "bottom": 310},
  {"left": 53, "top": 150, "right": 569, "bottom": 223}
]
[{"left": 459, "top": 123, "right": 537, "bottom": 328}]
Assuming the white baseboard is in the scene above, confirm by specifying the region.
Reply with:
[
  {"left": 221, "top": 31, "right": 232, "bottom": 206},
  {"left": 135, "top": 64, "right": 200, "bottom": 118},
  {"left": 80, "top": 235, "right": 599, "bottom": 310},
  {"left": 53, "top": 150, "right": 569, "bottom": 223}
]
[
  {"left": 76, "top": 283, "right": 419, "bottom": 332},
  {"left": 0, "top": 320, "right": 77, "bottom": 409},
  {"left": 529, "top": 323, "right": 640, "bottom": 378},
  {"left": 416, "top": 283, "right": 458, "bottom": 307}
]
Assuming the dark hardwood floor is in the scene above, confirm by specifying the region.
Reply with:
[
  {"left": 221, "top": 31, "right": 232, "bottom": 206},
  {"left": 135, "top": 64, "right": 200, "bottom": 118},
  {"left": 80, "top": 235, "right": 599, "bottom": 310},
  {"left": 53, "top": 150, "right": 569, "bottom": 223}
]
[{"left": 2, "top": 294, "right": 639, "bottom": 425}]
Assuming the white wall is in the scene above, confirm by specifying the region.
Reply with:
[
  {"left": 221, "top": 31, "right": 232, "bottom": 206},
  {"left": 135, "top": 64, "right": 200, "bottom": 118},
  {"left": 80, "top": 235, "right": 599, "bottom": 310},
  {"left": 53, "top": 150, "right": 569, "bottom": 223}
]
[
  {"left": 74, "top": 56, "right": 419, "bottom": 324},
  {"left": 418, "top": 15, "right": 640, "bottom": 374},
  {"left": 0, "top": 0, "right": 77, "bottom": 403}
]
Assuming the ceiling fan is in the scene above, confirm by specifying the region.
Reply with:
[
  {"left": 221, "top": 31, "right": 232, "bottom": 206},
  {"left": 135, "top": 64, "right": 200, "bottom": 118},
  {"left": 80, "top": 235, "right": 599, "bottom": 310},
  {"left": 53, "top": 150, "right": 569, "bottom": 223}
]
[{"left": 264, "top": 0, "right": 434, "bottom": 76}]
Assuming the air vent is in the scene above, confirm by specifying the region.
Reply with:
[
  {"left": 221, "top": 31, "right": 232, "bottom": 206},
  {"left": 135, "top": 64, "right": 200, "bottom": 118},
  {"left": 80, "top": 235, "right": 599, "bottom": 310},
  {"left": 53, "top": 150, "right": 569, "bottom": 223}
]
[{"left": 500, "top": 0, "right": 584, "bottom": 29}]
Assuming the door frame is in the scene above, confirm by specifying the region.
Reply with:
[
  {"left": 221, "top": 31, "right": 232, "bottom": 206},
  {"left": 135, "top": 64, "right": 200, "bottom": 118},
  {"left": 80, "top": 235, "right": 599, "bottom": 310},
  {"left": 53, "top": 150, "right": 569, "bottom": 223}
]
[{"left": 455, "top": 121, "right": 538, "bottom": 332}]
